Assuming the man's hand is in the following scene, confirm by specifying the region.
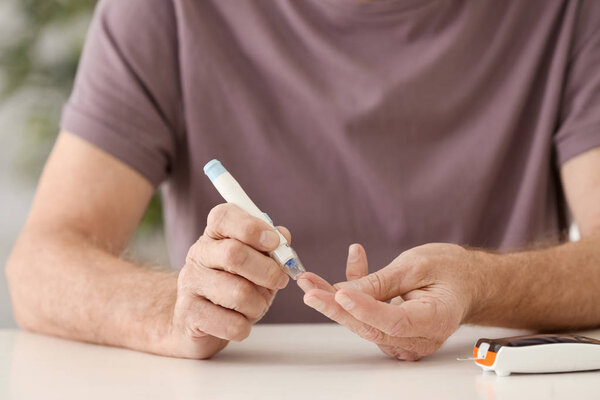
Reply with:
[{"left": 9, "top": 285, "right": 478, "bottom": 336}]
[
  {"left": 167, "top": 203, "right": 291, "bottom": 358},
  {"left": 297, "top": 243, "right": 484, "bottom": 360}
]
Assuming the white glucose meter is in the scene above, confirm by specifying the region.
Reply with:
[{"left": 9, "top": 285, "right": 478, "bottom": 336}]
[{"left": 472, "top": 334, "right": 600, "bottom": 376}]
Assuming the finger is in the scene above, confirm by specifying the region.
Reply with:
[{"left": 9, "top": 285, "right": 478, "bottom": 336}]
[
  {"left": 377, "top": 333, "right": 443, "bottom": 361},
  {"left": 378, "top": 344, "right": 421, "bottom": 362},
  {"left": 303, "top": 289, "right": 391, "bottom": 345},
  {"left": 188, "top": 237, "right": 288, "bottom": 290},
  {"left": 345, "top": 243, "right": 368, "bottom": 281},
  {"left": 402, "top": 289, "right": 428, "bottom": 301},
  {"left": 276, "top": 226, "right": 292, "bottom": 244},
  {"left": 334, "top": 260, "right": 427, "bottom": 301},
  {"left": 206, "top": 203, "right": 281, "bottom": 252},
  {"left": 304, "top": 289, "right": 433, "bottom": 356},
  {"left": 188, "top": 267, "right": 270, "bottom": 321},
  {"left": 181, "top": 296, "right": 252, "bottom": 342},
  {"left": 296, "top": 272, "right": 336, "bottom": 293},
  {"left": 334, "top": 289, "right": 438, "bottom": 338}
]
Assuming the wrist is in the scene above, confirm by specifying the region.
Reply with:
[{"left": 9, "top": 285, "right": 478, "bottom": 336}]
[
  {"left": 127, "top": 272, "right": 180, "bottom": 356},
  {"left": 147, "top": 292, "right": 179, "bottom": 355},
  {"left": 461, "top": 249, "right": 504, "bottom": 325}
]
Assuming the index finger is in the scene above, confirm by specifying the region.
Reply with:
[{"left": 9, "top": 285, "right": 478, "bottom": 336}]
[
  {"left": 206, "top": 203, "right": 282, "bottom": 252},
  {"left": 334, "top": 289, "right": 440, "bottom": 338},
  {"left": 296, "top": 272, "right": 336, "bottom": 293},
  {"left": 303, "top": 288, "right": 428, "bottom": 358},
  {"left": 189, "top": 236, "right": 288, "bottom": 290},
  {"left": 334, "top": 262, "right": 428, "bottom": 301},
  {"left": 303, "top": 289, "right": 390, "bottom": 345}
]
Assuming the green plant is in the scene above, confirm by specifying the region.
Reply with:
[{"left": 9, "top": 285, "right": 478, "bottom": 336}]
[{"left": 1, "top": 0, "right": 163, "bottom": 232}]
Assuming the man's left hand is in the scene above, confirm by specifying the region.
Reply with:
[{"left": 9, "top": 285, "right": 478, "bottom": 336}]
[{"left": 297, "top": 243, "right": 486, "bottom": 360}]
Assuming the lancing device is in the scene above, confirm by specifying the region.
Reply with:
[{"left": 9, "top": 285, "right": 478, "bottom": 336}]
[
  {"left": 459, "top": 334, "right": 600, "bottom": 377},
  {"left": 203, "top": 159, "right": 306, "bottom": 280}
]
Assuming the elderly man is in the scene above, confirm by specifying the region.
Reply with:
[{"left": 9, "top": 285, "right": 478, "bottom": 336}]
[{"left": 6, "top": 0, "right": 600, "bottom": 360}]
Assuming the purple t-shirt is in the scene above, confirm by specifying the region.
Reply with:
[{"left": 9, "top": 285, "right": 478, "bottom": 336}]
[{"left": 61, "top": 0, "right": 600, "bottom": 323}]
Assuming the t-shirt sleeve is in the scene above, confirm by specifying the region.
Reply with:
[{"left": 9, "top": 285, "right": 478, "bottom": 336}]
[
  {"left": 554, "top": 1, "right": 600, "bottom": 166},
  {"left": 60, "top": 0, "right": 182, "bottom": 187}
]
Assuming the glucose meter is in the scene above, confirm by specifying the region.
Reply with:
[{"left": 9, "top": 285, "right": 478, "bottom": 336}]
[{"left": 471, "top": 334, "right": 600, "bottom": 376}]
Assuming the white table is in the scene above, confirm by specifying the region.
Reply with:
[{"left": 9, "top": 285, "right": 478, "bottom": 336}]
[{"left": 1, "top": 324, "right": 600, "bottom": 400}]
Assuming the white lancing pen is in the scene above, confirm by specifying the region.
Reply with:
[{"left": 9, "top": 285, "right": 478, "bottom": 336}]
[{"left": 203, "top": 159, "right": 306, "bottom": 280}]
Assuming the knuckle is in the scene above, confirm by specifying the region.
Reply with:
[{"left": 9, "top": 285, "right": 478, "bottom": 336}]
[
  {"left": 257, "top": 302, "right": 270, "bottom": 319},
  {"left": 177, "top": 264, "right": 200, "bottom": 293},
  {"left": 412, "top": 255, "right": 433, "bottom": 277},
  {"left": 247, "top": 306, "right": 267, "bottom": 321},
  {"left": 179, "top": 304, "right": 208, "bottom": 339},
  {"left": 413, "top": 253, "right": 429, "bottom": 267},
  {"left": 265, "top": 266, "right": 284, "bottom": 289},
  {"left": 231, "top": 279, "right": 253, "bottom": 304},
  {"left": 398, "top": 255, "right": 430, "bottom": 286},
  {"left": 178, "top": 263, "right": 192, "bottom": 282},
  {"left": 207, "top": 204, "right": 231, "bottom": 231},
  {"left": 228, "top": 318, "right": 251, "bottom": 341},
  {"left": 186, "top": 236, "right": 213, "bottom": 271},
  {"left": 346, "top": 271, "right": 363, "bottom": 281},
  {"left": 240, "top": 220, "right": 262, "bottom": 242},
  {"left": 357, "top": 325, "right": 385, "bottom": 344},
  {"left": 389, "top": 313, "right": 411, "bottom": 337},
  {"left": 366, "top": 272, "right": 387, "bottom": 296},
  {"left": 223, "top": 240, "right": 248, "bottom": 268},
  {"left": 327, "top": 306, "right": 346, "bottom": 322},
  {"left": 176, "top": 268, "right": 190, "bottom": 291},
  {"left": 184, "top": 239, "right": 202, "bottom": 266},
  {"left": 245, "top": 307, "right": 264, "bottom": 322},
  {"left": 186, "top": 322, "right": 208, "bottom": 339}
]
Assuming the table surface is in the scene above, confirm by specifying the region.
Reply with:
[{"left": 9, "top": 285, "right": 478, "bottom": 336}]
[{"left": 2, "top": 324, "right": 600, "bottom": 400}]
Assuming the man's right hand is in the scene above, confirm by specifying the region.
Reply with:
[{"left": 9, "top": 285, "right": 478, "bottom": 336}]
[
  {"left": 7, "top": 132, "right": 291, "bottom": 360},
  {"left": 166, "top": 203, "right": 291, "bottom": 359}
]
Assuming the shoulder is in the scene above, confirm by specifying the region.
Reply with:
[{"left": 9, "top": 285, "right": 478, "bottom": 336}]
[
  {"left": 94, "top": 0, "right": 177, "bottom": 39},
  {"left": 571, "top": 0, "right": 600, "bottom": 56},
  {"left": 87, "top": 0, "right": 180, "bottom": 68},
  {"left": 97, "top": 0, "right": 176, "bottom": 18}
]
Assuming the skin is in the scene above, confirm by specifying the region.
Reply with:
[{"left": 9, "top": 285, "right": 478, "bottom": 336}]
[
  {"left": 6, "top": 131, "right": 290, "bottom": 358},
  {"left": 5, "top": 130, "right": 600, "bottom": 360},
  {"left": 297, "top": 148, "right": 600, "bottom": 360}
]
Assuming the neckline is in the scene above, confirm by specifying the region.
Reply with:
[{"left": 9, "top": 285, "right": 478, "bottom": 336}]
[{"left": 318, "top": 0, "right": 438, "bottom": 16}]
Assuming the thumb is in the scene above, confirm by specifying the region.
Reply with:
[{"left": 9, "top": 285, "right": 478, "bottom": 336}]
[
  {"left": 335, "top": 262, "right": 413, "bottom": 301},
  {"left": 335, "top": 248, "right": 424, "bottom": 301},
  {"left": 345, "top": 243, "right": 368, "bottom": 281}
]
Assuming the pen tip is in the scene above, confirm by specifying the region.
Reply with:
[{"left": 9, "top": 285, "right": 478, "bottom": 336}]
[{"left": 285, "top": 257, "right": 306, "bottom": 280}]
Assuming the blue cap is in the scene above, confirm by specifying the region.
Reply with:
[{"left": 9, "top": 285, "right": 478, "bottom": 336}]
[{"left": 203, "top": 159, "right": 227, "bottom": 182}]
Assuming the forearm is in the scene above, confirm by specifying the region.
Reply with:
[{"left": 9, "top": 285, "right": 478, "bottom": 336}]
[
  {"left": 467, "top": 235, "right": 600, "bottom": 330},
  {"left": 7, "top": 227, "right": 180, "bottom": 354}
]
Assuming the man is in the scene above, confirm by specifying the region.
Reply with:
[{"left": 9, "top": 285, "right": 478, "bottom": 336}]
[{"left": 6, "top": 0, "right": 600, "bottom": 360}]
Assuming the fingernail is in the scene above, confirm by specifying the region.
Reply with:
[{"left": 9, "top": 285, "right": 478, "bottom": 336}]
[
  {"left": 260, "top": 230, "right": 280, "bottom": 248},
  {"left": 336, "top": 293, "right": 354, "bottom": 310},
  {"left": 297, "top": 278, "right": 314, "bottom": 293},
  {"left": 304, "top": 296, "right": 325, "bottom": 311},
  {"left": 347, "top": 244, "right": 360, "bottom": 263}
]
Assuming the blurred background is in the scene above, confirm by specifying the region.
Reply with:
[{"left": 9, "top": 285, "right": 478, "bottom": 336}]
[{"left": 0, "top": 0, "right": 167, "bottom": 328}]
